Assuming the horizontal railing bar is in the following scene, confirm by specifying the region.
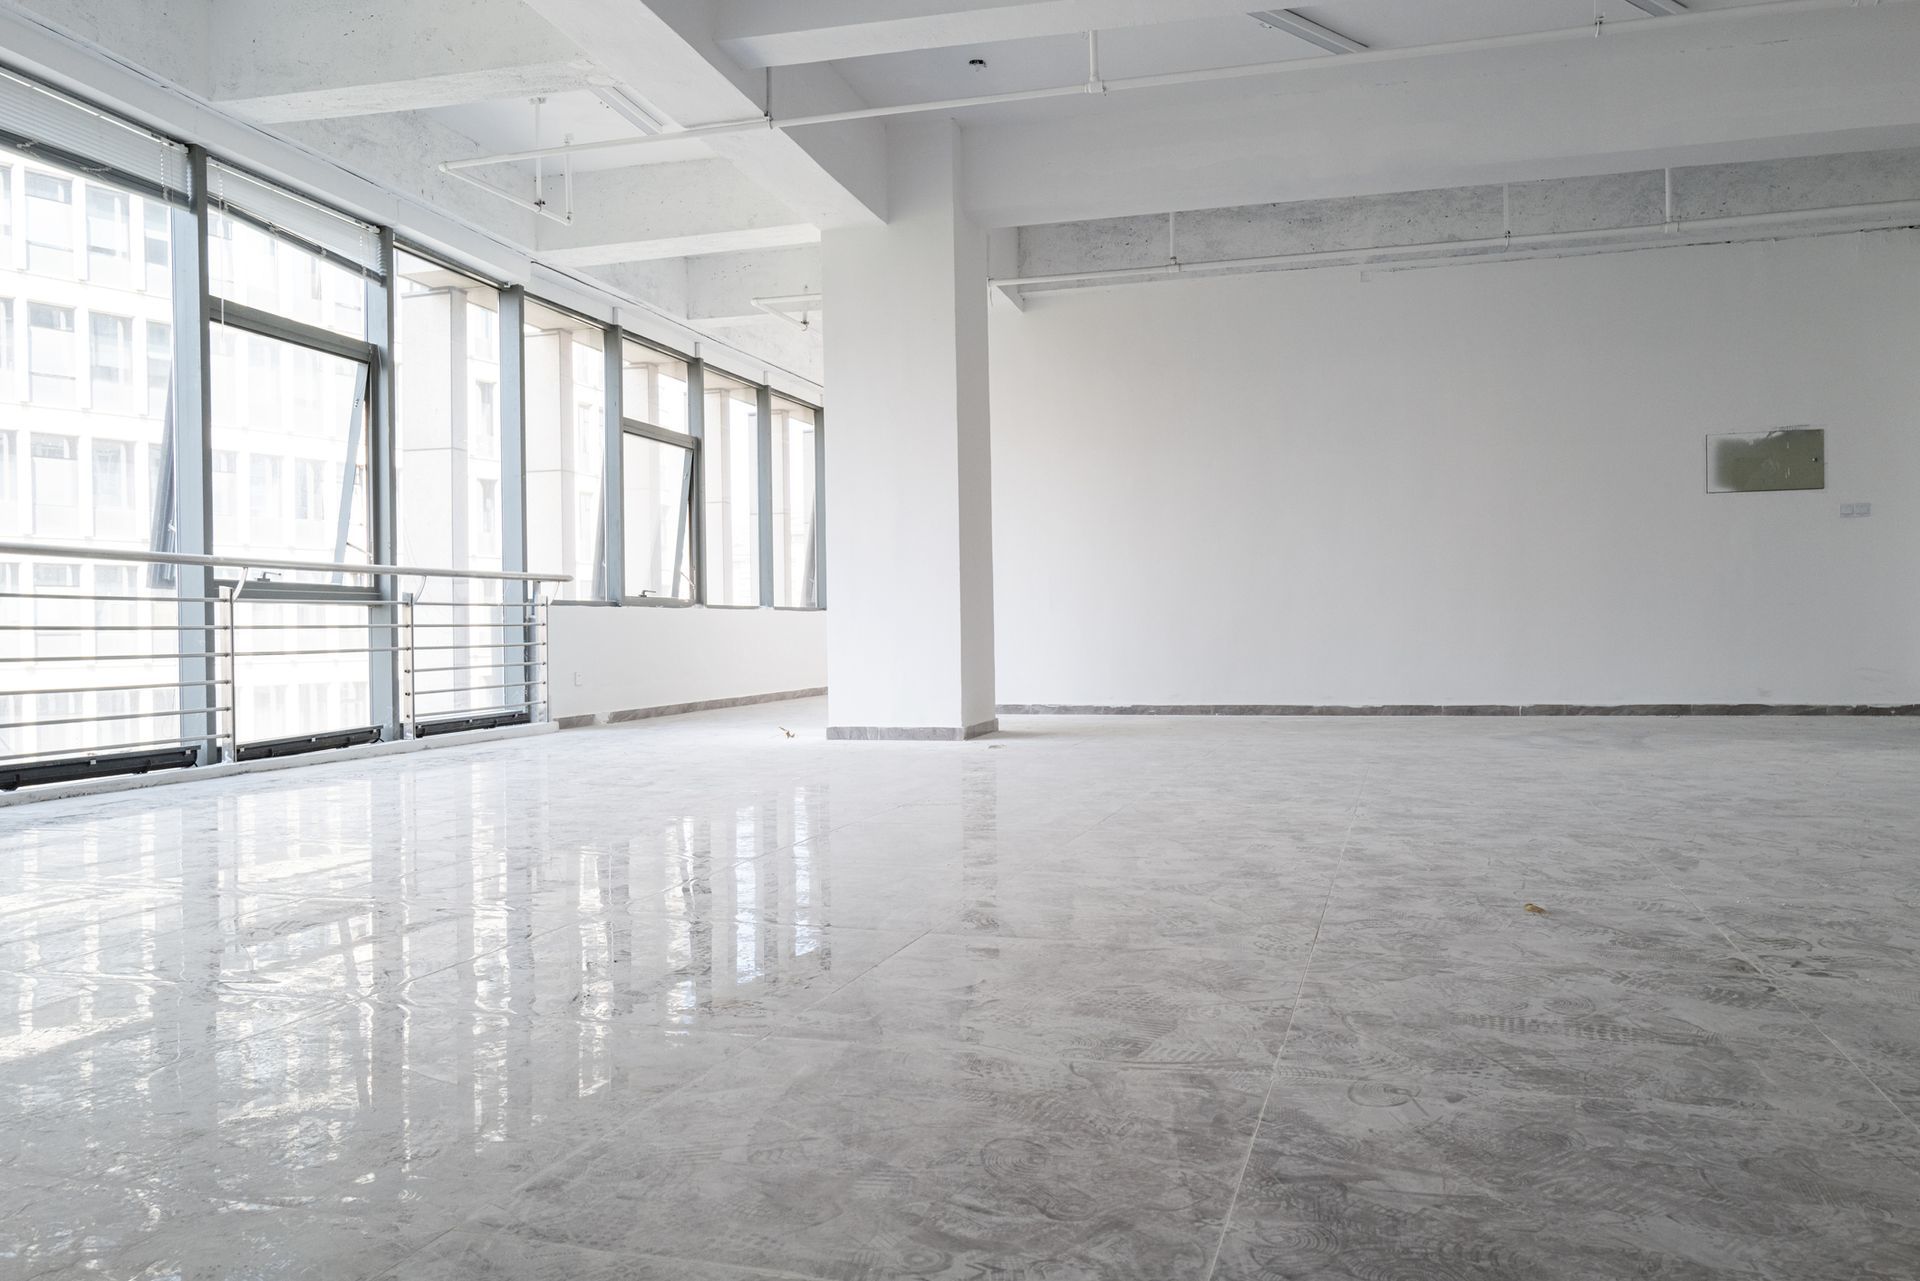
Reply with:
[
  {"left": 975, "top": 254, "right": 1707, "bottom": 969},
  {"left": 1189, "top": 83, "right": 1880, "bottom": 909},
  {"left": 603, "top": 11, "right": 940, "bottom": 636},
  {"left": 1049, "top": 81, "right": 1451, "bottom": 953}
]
[
  {"left": 228, "top": 621, "right": 406, "bottom": 630},
  {"left": 409, "top": 641, "right": 537, "bottom": 653},
  {"left": 412, "top": 699, "right": 536, "bottom": 715},
  {"left": 408, "top": 662, "right": 544, "bottom": 678},
  {"left": 0, "top": 540, "right": 569, "bottom": 585},
  {"left": 232, "top": 646, "right": 401, "bottom": 658},
  {"left": 4, "top": 679, "right": 230, "bottom": 697},
  {"left": 0, "top": 706, "right": 232, "bottom": 732},
  {"left": 0, "top": 592, "right": 223, "bottom": 604},
  {"left": 0, "top": 623, "right": 220, "bottom": 633},
  {"left": 0, "top": 736, "right": 205, "bottom": 765},
  {"left": 0, "top": 652, "right": 186, "bottom": 664},
  {"left": 404, "top": 620, "right": 535, "bottom": 629},
  {"left": 411, "top": 681, "right": 537, "bottom": 697}
]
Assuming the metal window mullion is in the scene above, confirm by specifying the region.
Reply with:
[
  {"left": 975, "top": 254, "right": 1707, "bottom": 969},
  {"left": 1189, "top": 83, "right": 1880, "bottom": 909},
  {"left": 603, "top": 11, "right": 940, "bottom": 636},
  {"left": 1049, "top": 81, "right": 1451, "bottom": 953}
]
[
  {"left": 603, "top": 324, "right": 624, "bottom": 603},
  {"left": 173, "top": 145, "right": 218, "bottom": 765},
  {"left": 756, "top": 381, "right": 774, "bottom": 608},
  {"left": 687, "top": 358, "right": 707, "bottom": 606},
  {"left": 366, "top": 225, "right": 400, "bottom": 739},
  {"left": 497, "top": 285, "right": 535, "bottom": 716}
]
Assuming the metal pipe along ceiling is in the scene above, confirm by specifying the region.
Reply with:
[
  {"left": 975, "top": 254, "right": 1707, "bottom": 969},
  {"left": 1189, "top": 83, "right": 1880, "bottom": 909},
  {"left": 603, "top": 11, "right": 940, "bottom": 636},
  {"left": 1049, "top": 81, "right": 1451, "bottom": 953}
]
[
  {"left": 439, "top": 0, "right": 1906, "bottom": 172},
  {"left": 988, "top": 202, "right": 1920, "bottom": 291}
]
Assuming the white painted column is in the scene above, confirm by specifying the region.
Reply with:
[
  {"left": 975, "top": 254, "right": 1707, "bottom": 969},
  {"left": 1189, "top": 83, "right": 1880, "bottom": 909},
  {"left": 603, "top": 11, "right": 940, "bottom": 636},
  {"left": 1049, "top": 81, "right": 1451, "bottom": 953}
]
[{"left": 822, "top": 119, "right": 996, "bottom": 741}]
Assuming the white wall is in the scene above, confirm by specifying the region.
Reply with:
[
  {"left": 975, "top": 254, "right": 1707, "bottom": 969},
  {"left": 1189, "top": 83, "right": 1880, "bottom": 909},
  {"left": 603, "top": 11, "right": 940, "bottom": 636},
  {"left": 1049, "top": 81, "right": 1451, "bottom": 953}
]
[
  {"left": 547, "top": 606, "right": 826, "bottom": 720},
  {"left": 990, "top": 231, "right": 1920, "bottom": 707}
]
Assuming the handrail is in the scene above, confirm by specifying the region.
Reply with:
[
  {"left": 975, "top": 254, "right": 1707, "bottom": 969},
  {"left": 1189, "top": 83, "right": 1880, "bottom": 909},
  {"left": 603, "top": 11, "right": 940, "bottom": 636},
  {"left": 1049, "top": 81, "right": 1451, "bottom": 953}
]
[{"left": 0, "top": 540, "right": 570, "bottom": 584}]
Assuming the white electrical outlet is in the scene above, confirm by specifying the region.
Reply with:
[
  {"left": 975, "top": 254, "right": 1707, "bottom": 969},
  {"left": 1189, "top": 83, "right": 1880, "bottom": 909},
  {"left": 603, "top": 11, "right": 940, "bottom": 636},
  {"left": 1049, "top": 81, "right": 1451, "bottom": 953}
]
[{"left": 1841, "top": 503, "right": 1873, "bottom": 518}]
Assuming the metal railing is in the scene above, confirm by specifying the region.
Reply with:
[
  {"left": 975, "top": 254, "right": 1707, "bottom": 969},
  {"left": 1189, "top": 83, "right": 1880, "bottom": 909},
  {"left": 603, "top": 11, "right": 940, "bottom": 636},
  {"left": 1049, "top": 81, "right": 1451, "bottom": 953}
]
[{"left": 0, "top": 541, "right": 568, "bottom": 790}]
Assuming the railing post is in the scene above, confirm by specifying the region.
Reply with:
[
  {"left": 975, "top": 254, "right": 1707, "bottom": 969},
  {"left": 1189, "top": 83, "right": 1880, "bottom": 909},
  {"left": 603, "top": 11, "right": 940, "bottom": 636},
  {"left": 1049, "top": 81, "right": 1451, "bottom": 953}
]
[
  {"left": 218, "top": 581, "right": 240, "bottom": 761},
  {"left": 401, "top": 591, "right": 417, "bottom": 738}
]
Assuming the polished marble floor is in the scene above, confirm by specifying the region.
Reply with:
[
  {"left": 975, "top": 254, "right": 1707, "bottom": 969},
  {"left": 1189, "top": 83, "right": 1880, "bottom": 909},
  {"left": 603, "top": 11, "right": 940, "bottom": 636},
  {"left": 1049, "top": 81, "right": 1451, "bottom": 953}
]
[{"left": 2, "top": 701, "right": 1917, "bottom": 1279}]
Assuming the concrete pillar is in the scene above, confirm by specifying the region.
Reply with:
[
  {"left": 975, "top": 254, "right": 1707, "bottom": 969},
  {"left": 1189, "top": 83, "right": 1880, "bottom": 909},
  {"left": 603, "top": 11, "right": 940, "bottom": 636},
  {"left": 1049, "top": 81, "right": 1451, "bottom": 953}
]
[{"left": 823, "top": 119, "right": 996, "bottom": 741}]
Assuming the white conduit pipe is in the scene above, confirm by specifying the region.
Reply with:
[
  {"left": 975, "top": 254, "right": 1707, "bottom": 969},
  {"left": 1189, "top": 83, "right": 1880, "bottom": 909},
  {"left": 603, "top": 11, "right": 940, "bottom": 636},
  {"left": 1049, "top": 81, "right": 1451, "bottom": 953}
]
[
  {"left": 439, "top": 0, "right": 1907, "bottom": 172},
  {"left": 986, "top": 201, "right": 1920, "bottom": 290}
]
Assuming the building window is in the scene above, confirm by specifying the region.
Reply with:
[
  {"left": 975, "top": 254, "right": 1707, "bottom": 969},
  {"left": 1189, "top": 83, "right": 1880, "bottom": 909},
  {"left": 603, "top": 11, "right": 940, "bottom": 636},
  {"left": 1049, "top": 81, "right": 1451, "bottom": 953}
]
[
  {"left": 214, "top": 323, "right": 369, "bottom": 574},
  {"left": 0, "top": 431, "right": 16, "bottom": 512},
  {"left": 91, "top": 439, "right": 135, "bottom": 525},
  {"left": 703, "top": 371, "right": 760, "bottom": 606},
  {"left": 0, "top": 165, "right": 11, "bottom": 257},
  {"left": 143, "top": 200, "right": 171, "bottom": 294},
  {"left": 0, "top": 298, "right": 13, "bottom": 394},
  {"left": 523, "top": 299, "right": 604, "bottom": 600},
  {"left": 27, "top": 304, "right": 76, "bottom": 406},
  {"left": 476, "top": 477, "right": 497, "bottom": 540},
  {"left": 622, "top": 432, "right": 695, "bottom": 601},
  {"left": 294, "top": 458, "right": 327, "bottom": 522},
  {"left": 24, "top": 171, "right": 74, "bottom": 277},
  {"left": 212, "top": 450, "right": 237, "bottom": 520},
  {"left": 473, "top": 380, "right": 498, "bottom": 457},
  {"left": 146, "top": 320, "right": 172, "bottom": 416},
  {"left": 85, "top": 186, "right": 131, "bottom": 288},
  {"left": 89, "top": 312, "right": 135, "bottom": 413},
  {"left": 30, "top": 433, "right": 79, "bottom": 537},
  {"left": 770, "top": 398, "right": 820, "bottom": 608}
]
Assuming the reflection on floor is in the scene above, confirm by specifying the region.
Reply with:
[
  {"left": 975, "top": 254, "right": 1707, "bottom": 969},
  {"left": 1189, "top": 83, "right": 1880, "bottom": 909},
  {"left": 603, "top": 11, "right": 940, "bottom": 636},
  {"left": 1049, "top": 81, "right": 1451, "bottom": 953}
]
[{"left": 3, "top": 699, "right": 1918, "bottom": 1279}]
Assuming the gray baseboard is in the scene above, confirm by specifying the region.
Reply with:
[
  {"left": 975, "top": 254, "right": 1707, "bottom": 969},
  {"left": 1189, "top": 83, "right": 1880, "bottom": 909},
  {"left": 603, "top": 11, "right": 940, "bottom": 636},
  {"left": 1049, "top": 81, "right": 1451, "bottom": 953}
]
[
  {"left": 997, "top": 703, "right": 1920, "bottom": 717},
  {"left": 828, "top": 718, "right": 1000, "bottom": 741},
  {"left": 560, "top": 687, "right": 826, "bottom": 730}
]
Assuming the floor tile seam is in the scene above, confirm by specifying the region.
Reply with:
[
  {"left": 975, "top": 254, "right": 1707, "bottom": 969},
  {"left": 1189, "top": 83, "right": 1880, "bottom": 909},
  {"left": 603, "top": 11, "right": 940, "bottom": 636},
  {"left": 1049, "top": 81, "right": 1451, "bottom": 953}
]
[
  {"left": 1548, "top": 761, "right": 1920, "bottom": 1143},
  {"left": 470, "top": 926, "right": 938, "bottom": 1217},
  {"left": 1202, "top": 765, "right": 1373, "bottom": 1281}
]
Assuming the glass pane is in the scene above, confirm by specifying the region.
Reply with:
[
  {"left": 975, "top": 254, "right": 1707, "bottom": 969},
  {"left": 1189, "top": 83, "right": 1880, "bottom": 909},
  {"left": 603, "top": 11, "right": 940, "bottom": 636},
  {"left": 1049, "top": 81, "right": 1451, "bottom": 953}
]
[
  {"left": 622, "top": 433, "right": 693, "bottom": 601},
  {"left": 524, "top": 300, "right": 604, "bottom": 601},
  {"left": 230, "top": 598, "right": 373, "bottom": 745},
  {"left": 702, "top": 370, "right": 760, "bottom": 606},
  {"left": 208, "top": 207, "right": 368, "bottom": 339},
  {"left": 0, "top": 147, "right": 184, "bottom": 765},
  {"left": 210, "top": 323, "right": 371, "bottom": 579},
  {"left": 394, "top": 250, "right": 504, "bottom": 572},
  {"left": 770, "top": 398, "right": 818, "bottom": 608},
  {"left": 621, "top": 338, "right": 688, "bottom": 433}
]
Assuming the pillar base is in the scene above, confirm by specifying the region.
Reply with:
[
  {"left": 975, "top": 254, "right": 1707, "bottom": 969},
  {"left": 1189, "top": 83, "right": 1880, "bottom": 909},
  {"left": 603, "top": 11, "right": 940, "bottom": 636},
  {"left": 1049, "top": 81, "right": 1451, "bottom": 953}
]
[{"left": 827, "top": 719, "right": 998, "bottom": 742}]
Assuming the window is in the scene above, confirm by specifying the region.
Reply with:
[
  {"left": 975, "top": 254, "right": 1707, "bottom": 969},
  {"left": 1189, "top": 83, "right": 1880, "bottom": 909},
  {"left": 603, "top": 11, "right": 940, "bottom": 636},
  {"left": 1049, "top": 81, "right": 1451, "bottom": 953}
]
[
  {"left": 248, "top": 454, "right": 283, "bottom": 519},
  {"left": 524, "top": 299, "right": 605, "bottom": 600},
  {"left": 703, "top": 370, "right": 760, "bottom": 606},
  {"left": 0, "top": 166, "right": 11, "bottom": 256},
  {"left": 85, "top": 187, "right": 131, "bottom": 287},
  {"left": 621, "top": 339, "right": 689, "bottom": 435},
  {"left": 146, "top": 320, "right": 171, "bottom": 416},
  {"left": 393, "top": 251, "right": 505, "bottom": 572},
  {"left": 210, "top": 451, "right": 237, "bottom": 520},
  {"left": 622, "top": 432, "right": 695, "bottom": 601},
  {"left": 770, "top": 398, "right": 820, "bottom": 608},
  {"left": 29, "top": 434, "right": 79, "bottom": 537},
  {"left": 24, "top": 171, "right": 74, "bottom": 276},
  {"left": 0, "top": 431, "right": 15, "bottom": 511},
  {"left": 91, "top": 439, "right": 135, "bottom": 531},
  {"left": 476, "top": 477, "right": 497, "bottom": 541},
  {"left": 89, "top": 312, "right": 135, "bottom": 413},
  {"left": 294, "top": 458, "right": 327, "bottom": 522},
  {"left": 27, "top": 304, "right": 75, "bottom": 405},
  {"left": 0, "top": 298, "right": 13, "bottom": 393},
  {"left": 208, "top": 207, "right": 367, "bottom": 339},
  {"left": 143, "top": 200, "right": 171, "bottom": 294},
  {"left": 214, "top": 324, "right": 368, "bottom": 574}
]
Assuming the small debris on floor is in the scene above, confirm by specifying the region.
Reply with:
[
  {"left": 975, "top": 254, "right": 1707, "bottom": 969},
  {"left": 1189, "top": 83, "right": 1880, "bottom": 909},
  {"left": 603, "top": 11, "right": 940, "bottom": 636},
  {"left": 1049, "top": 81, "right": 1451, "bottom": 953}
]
[
  {"left": 778, "top": 727, "right": 795, "bottom": 738},
  {"left": 1523, "top": 902, "right": 1549, "bottom": 915}
]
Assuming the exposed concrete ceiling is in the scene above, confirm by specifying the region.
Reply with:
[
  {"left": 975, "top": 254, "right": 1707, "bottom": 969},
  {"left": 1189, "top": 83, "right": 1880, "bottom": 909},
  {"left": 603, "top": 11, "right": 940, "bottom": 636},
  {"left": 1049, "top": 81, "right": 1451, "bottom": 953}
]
[{"left": 5, "top": 0, "right": 1920, "bottom": 388}]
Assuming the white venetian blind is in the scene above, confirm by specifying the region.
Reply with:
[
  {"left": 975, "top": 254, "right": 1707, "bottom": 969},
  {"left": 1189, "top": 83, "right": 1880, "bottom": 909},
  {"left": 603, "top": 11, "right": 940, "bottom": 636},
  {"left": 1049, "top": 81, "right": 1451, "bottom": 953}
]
[{"left": 0, "top": 67, "right": 191, "bottom": 200}]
